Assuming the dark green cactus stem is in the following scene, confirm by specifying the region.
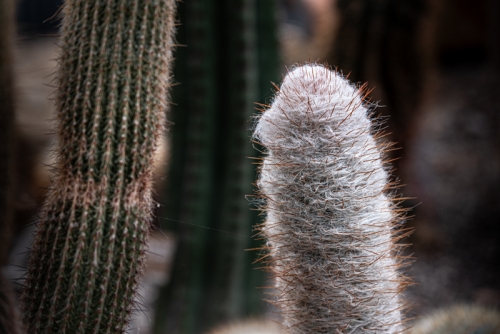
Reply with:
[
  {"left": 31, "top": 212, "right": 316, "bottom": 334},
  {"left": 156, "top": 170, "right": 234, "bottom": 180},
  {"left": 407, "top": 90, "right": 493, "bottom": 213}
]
[
  {"left": 155, "top": 1, "right": 220, "bottom": 332},
  {"left": 204, "top": 0, "right": 258, "bottom": 323},
  {"left": 22, "top": 0, "right": 177, "bottom": 332},
  {"left": 246, "top": 0, "right": 281, "bottom": 313},
  {"left": 153, "top": 0, "right": 280, "bottom": 333}
]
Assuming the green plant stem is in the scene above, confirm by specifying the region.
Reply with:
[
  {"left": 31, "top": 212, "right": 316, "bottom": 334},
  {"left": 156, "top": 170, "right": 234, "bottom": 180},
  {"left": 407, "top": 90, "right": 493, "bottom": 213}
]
[{"left": 22, "top": 1, "right": 176, "bottom": 332}]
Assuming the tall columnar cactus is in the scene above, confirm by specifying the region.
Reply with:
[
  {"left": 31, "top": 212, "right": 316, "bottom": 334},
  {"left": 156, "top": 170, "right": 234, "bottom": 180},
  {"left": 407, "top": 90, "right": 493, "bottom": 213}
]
[
  {"left": 153, "top": 1, "right": 280, "bottom": 333},
  {"left": 254, "top": 64, "right": 410, "bottom": 333},
  {"left": 21, "top": 0, "right": 177, "bottom": 332}
]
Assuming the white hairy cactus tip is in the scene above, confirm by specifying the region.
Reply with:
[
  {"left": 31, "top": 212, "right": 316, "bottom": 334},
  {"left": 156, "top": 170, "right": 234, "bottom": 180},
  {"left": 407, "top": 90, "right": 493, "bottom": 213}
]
[{"left": 253, "top": 64, "right": 411, "bottom": 334}]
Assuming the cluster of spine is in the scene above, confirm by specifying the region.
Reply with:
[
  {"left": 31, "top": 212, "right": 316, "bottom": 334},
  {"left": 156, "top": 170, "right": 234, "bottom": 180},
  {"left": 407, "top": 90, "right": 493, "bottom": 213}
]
[
  {"left": 21, "top": 0, "right": 176, "bottom": 332},
  {"left": 254, "top": 64, "right": 410, "bottom": 333},
  {"left": 153, "top": 0, "right": 280, "bottom": 333}
]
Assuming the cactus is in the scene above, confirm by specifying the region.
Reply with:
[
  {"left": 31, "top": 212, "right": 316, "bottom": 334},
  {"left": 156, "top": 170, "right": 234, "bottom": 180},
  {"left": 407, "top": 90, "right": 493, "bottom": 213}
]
[
  {"left": 254, "top": 64, "right": 410, "bottom": 333},
  {"left": 21, "top": 0, "right": 177, "bottom": 332},
  {"left": 411, "top": 305, "right": 500, "bottom": 334},
  {"left": 153, "top": 0, "right": 280, "bottom": 333}
]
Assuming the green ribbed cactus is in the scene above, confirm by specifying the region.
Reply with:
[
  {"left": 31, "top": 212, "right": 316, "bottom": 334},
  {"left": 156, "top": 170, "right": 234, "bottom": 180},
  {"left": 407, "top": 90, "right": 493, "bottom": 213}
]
[
  {"left": 21, "top": 0, "right": 177, "bottom": 332},
  {"left": 153, "top": 1, "right": 280, "bottom": 333}
]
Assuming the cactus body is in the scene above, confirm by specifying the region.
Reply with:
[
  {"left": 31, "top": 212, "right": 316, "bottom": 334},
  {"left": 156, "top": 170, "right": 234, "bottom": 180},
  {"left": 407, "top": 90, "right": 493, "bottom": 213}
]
[
  {"left": 22, "top": 0, "right": 176, "bottom": 332},
  {"left": 154, "top": 1, "right": 280, "bottom": 333},
  {"left": 254, "top": 64, "right": 409, "bottom": 333}
]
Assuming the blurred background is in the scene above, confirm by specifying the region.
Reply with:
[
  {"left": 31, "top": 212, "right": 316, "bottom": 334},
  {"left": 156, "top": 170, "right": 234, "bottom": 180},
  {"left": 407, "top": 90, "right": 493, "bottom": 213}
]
[{"left": 2, "top": 0, "right": 500, "bottom": 333}]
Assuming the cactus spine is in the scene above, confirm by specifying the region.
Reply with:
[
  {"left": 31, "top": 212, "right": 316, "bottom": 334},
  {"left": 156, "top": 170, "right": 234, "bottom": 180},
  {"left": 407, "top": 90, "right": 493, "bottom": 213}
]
[
  {"left": 254, "top": 64, "right": 409, "bottom": 333},
  {"left": 21, "top": 0, "right": 176, "bottom": 332}
]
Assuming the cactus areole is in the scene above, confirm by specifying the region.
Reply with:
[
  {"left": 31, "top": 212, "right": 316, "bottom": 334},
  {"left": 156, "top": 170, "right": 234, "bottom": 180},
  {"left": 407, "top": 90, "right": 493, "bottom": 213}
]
[
  {"left": 22, "top": 0, "right": 176, "bottom": 333},
  {"left": 254, "top": 64, "right": 410, "bottom": 333}
]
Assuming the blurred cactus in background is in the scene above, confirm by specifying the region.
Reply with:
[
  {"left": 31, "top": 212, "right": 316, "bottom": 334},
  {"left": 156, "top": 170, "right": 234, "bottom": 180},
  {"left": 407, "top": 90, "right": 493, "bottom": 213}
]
[
  {"left": 329, "top": 0, "right": 427, "bottom": 155},
  {"left": 20, "top": 0, "right": 177, "bottom": 332},
  {"left": 152, "top": 0, "right": 280, "bottom": 333}
]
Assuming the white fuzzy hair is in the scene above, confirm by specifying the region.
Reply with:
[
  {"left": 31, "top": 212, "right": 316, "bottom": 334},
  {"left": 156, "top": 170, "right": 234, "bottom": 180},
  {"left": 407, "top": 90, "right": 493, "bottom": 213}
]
[{"left": 254, "top": 64, "right": 409, "bottom": 333}]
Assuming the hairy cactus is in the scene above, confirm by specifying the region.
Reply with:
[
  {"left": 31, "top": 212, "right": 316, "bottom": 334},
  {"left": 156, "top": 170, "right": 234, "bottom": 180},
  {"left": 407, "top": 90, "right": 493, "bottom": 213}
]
[
  {"left": 254, "top": 64, "right": 410, "bottom": 333},
  {"left": 21, "top": 0, "right": 177, "bottom": 332},
  {"left": 411, "top": 305, "right": 500, "bottom": 334}
]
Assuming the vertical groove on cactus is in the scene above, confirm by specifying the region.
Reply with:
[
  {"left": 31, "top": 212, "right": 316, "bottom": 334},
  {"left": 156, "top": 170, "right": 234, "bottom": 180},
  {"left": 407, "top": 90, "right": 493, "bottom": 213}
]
[
  {"left": 21, "top": 0, "right": 177, "bottom": 332},
  {"left": 254, "top": 64, "right": 410, "bottom": 333}
]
